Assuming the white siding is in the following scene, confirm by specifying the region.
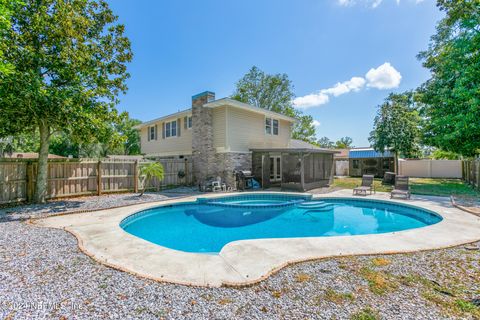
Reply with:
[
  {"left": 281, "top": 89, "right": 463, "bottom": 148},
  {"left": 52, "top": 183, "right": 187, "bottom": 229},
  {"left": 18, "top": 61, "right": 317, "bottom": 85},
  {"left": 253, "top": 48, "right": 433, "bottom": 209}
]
[
  {"left": 140, "top": 115, "right": 192, "bottom": 156},
  {"left": 212, "top": 106, "right": 227, "bottom": 150},
  {"left": 225, "top": 106, "right": 291, "bottom": 152}
]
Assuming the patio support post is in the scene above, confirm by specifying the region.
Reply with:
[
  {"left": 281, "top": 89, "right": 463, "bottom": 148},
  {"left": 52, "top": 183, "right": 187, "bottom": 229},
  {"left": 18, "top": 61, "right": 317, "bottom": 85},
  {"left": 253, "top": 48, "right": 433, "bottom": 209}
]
[{"left": 300, "top": 152, "right": 305, "bottom": 191}]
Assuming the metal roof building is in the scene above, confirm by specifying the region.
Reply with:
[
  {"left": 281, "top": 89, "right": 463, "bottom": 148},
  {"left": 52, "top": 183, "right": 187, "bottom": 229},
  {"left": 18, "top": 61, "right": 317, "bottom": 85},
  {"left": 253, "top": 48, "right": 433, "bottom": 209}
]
[{"left": 349, "top": 148, "right": 393, "bottom": 159}]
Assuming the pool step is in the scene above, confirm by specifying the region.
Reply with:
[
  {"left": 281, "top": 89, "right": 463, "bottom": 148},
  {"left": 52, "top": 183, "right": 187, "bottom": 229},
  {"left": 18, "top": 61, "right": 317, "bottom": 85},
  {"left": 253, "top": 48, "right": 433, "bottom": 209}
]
[{"left": 297, "top": 201, "right": 332, "bottom": 209}]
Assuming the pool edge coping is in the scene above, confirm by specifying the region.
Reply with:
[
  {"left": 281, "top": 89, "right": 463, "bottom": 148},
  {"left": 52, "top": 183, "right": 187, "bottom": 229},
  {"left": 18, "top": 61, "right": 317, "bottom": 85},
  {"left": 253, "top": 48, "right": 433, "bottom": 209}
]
[{"left": 31, "top": 190, "right": 480, "bottom": 288}]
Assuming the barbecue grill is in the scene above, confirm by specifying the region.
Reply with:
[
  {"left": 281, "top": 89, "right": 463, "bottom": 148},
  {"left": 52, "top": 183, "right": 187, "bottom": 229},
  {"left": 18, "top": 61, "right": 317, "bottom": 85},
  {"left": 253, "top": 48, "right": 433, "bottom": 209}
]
[{"left": 235, "top": 170, "right": 255, "bottom": 191}]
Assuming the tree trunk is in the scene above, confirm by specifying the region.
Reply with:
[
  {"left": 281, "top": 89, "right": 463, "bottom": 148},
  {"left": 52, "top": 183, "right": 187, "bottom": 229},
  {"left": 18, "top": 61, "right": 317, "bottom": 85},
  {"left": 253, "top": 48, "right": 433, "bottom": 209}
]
[
  {"left": 139, "top": 177, "right": 148, "bottom": 196},
  {"left": 34, "top": 121, "right": 50, "bottom": 203}
]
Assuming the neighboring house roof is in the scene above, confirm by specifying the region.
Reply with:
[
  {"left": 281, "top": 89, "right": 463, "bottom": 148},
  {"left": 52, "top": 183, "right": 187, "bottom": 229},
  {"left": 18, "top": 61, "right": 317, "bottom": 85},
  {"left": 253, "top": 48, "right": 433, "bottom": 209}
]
[
  {"left": 349, "top": 148, "right": 393, "bottom": 159},
  {"left": 334, "top": 148, "right": 349, "bottom": 159},
  {"left": 4, "top": 152, "right": 66, "bottom": 159},
  {"left": 134, "top": 97, "right": 297, "bottom": 129},
  {"left": 204, "top": 98, "right": 297, "bottom": 123}
]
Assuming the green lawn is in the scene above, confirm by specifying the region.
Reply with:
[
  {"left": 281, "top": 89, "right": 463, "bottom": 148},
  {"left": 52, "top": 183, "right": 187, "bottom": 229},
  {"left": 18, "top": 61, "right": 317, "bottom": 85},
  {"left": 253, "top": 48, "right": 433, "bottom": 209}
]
[{"left": 332, "top": 177, "right": 479, "bottom": 198}]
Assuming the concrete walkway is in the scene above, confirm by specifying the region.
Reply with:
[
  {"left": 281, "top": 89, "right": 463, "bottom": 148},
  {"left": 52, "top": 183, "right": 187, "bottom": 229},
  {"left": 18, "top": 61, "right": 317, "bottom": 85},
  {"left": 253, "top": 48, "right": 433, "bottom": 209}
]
[{"left": 33, "top": 190, "right": 480, "bottom": 287}]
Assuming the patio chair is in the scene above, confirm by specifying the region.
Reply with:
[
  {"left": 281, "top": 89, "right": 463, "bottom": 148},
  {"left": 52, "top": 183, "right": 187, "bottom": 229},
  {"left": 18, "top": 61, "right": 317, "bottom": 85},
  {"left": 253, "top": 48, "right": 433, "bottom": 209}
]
[
  {"left": 211, "top": 176, "right": 226, "bottom": 192},
  {"left": 390, "top": 175, "right": 411, "bottom": 199},
  {"left": 353, "top": 175, "right": 375, "bottom": 196}
]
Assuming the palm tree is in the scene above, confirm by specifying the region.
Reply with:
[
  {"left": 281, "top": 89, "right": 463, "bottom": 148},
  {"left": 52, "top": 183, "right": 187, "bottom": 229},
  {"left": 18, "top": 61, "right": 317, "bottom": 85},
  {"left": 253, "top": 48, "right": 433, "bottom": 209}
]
[{"left": 139, "top": 162, "right": 164, "bottom": 196}]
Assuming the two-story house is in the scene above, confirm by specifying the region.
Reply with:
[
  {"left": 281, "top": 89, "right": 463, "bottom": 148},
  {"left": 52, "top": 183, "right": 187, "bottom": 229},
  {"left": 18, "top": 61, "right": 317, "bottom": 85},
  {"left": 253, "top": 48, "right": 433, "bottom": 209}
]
[{"left": 136, "top": 91, "right": 336, "bottom": 190}]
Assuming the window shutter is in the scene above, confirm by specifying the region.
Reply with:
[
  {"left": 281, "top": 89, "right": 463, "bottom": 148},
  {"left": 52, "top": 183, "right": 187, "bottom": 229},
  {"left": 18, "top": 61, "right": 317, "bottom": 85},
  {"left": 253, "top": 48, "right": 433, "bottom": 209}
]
[
  {"left": 177, "top": 118, "right": 181, "bottom": 137},
  {"left": 162, "top": 122, "right": 165, "bottom": 139},
  {"left": 184, "top": 116, "right": 187, "bottom": 129},
  {"left": 147, "top": 127, "right": 150, "bottom": 141},
  {"left": 155, "top": 124, "right": 158, "bottom": 140}
]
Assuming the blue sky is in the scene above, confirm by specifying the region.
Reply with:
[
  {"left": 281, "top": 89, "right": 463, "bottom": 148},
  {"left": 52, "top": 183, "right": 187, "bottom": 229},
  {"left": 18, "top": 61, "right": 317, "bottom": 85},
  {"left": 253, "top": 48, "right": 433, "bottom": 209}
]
[{"left": 108, "top": 0, "right": 443, "bottom": 146}]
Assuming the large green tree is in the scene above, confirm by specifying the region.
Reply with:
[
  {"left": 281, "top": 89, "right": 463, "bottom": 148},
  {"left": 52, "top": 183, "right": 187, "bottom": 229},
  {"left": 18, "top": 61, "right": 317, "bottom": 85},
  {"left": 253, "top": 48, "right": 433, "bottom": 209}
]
[
  {"left": 115, "top": 112, "right": 142, "bottom": 155},
  {"left": 417, "top": 0, "right": 480, "bottom": 157},
  {"left": 0, "top": 0, "right": 22, "bottom": 74},
  {"left": 317, "top": 136, "right": 335, "bottom": 149},
  {"left": 0, "top": 0, "right": 132, "bottom": 202},
  {"left": 335, "top": 137, "right": 354, "bottom": 149},
  {"left": 369, "top": 92, "right": 422, "bottom": 161},
  {"left": 232, "top": 66, "right": 317, "bottom": 143}
]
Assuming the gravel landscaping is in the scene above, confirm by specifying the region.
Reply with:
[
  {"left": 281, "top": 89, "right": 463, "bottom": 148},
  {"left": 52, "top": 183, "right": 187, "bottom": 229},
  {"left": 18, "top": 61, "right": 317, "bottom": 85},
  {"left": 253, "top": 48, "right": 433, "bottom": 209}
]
[{"left": 1, "top": 192, "right": 479, "bottom": 319}]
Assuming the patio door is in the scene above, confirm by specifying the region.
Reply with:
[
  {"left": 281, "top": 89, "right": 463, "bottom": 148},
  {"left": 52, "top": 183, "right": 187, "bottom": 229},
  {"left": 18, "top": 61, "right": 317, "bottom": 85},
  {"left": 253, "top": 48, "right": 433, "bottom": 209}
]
[{"left": 269, "top": 155, "right": 281, "bottom": 182}]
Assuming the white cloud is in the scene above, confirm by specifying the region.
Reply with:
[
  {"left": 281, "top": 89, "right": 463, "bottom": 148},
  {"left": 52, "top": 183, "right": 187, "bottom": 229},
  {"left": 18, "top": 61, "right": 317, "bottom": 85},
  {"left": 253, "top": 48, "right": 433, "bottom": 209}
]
[
  {"left": 371, "top": 0, "right": 383, "bottom": 8},
  {"left": 365, "top": 62, "right": 402, "bottom": 89},
  {"left": 293, "top": 93, "right": 329, "bottom": 109},
  {"left": 322, "top": 77, "right": 366, "bottom": 97},
  {"left": 337, "top": 0, "right": 355, "bottom": 6},
  {"left": 336, "top": 0, "right": 423, "bottom": 8},
  {"left": 312, "top": 120, "right": 321, "bottom": 127},
  {"left": 293, "top": 62, "right": 402, "bottom": 109}
]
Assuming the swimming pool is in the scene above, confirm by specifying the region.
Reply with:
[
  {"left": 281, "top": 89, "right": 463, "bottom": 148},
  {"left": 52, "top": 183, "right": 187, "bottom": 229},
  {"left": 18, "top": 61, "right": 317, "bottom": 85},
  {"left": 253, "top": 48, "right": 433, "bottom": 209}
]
[{"left": 120, "top": 193, "right": 442, "bottom": 253}]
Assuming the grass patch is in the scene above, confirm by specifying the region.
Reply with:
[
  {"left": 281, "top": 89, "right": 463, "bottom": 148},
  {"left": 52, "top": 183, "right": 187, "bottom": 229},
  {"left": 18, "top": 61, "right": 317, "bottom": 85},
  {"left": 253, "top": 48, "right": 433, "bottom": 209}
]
[
  {"left": 218, "top": 298, "right": 233, "bottom": 305},
  {"left": 295, "top": 273, "right": 312, "bottom": 283},
  {"left": 422, "top": 291, "right": 480, "bottom": 318},
  {"left": 409, "top": 178, "right": 479, "bottom": 197},
  {"left": 333, "top": 177, "right": 479, "bottom": 198},
  {"left": 359, "top": 267, "right": 397, "bottom": 295},
  {"left": 333, "top": 177, "right": 392, "bottom": 193},
  {"left": 455, "top": 299, "right": 478, "bottom": 313},
  {"left": 350, "top": 307, "right": 380, "bottom": 320},
  {"left": 324, "top": 288, "right": 355, "bottom": 304},
  {"left": 371, "top": 257, "right": 391, "bottom": 267}
]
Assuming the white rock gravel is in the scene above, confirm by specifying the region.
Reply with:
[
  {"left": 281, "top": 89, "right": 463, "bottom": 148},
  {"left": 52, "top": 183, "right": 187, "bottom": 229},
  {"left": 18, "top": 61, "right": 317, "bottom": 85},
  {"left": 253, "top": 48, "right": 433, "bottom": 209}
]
[{"left": 0, "top": 192, "right": 479, "bottom": 319}]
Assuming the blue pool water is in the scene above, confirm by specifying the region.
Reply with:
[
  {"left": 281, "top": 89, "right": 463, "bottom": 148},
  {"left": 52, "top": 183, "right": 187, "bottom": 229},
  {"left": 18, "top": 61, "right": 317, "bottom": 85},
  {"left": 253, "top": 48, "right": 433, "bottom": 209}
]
[{"left": 120, "top": 193, "right": 442, "bottom": 253}]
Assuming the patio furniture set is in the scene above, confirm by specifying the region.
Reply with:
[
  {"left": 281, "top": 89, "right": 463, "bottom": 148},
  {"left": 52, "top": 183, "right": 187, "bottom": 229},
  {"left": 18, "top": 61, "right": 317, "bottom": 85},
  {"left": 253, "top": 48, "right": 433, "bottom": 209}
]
[{"left": 353, "top": 174, "right": 411, "bottom": 199}]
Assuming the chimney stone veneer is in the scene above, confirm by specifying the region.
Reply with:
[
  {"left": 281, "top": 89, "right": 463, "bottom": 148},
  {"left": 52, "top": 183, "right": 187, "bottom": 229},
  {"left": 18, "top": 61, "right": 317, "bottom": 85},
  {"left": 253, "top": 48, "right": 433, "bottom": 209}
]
[
  {"left": 191, "top": 91, "right": 217, "bottom": 185},
  {"left": 191, "top": 91, "right": 252, "bottom": 188}
]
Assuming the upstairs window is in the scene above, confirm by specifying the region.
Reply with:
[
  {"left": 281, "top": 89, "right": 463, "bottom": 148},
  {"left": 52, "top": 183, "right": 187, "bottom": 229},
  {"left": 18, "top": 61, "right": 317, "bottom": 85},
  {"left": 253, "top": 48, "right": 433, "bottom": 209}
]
[
  {"left": 165, "top": 120, "right": 177, "bottom": 138},
  {"left": 184, "top": 116, "right": 193, "bottom": 129},
  {"left": 148, "top": 126, "right": 156, "bottom": 141},
  {"left": 273, "top": 119, "right": 279, "bottom": 135},
  {"left": 265, "top": 118, "right": 272, "bottom": 134},
  {"left": 265, "top": 118, "right": 279, "bottom": 135}
]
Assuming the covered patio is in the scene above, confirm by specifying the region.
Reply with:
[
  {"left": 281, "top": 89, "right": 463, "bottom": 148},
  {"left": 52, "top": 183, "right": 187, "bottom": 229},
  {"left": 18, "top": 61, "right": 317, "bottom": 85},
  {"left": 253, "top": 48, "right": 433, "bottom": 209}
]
[{"left": 251, "top": 148, "right": 337, "bottom": 191}]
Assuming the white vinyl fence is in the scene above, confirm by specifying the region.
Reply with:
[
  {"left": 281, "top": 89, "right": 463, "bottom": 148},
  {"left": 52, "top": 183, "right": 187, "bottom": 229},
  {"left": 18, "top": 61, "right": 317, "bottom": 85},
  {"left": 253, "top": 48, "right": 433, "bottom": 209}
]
[
  {"left": 398, "top": 159, "right": 462, "bottom": 178},
  {"left": 335, "top": 160, "right": 349, "bottom": 176}
]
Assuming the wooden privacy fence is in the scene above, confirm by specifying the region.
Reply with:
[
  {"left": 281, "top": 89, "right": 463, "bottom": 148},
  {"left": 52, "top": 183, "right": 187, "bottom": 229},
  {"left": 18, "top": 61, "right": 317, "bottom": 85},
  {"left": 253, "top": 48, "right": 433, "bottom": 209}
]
[
  {"left": 462, "top": 159, "right": 480, "bottom": 190},
  {"left": 0, "top": 158, "right": 192, "bottom": 204}
]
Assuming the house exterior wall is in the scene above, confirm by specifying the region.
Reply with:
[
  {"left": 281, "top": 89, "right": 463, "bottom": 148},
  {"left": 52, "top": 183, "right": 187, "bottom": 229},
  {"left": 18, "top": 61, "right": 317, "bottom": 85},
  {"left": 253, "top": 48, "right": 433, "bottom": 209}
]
[
  {"left": 225, "top": 107, "right": 290, "bottom": 152},
  {"left": 138, "top": 92, "right": 294, "bottom": 187},
  {"left": 212, "top": 106, "right": 227, "bottom": 150},
  {"left": 140, "top": 115, "right": 192, "bottom": 157},
  {"left": 215, "top": 152, "right": 252, "bottom": 187}
]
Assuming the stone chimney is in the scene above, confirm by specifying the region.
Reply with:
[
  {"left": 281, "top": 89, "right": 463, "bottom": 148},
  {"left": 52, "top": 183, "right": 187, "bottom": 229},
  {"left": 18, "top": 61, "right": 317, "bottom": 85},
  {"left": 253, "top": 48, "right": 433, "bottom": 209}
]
[
  {"left": 191, "top": 91, "right": 216, "bottom": 186},
  {"left": 192, "top": 91, "right": 215, "bottom": 107}
]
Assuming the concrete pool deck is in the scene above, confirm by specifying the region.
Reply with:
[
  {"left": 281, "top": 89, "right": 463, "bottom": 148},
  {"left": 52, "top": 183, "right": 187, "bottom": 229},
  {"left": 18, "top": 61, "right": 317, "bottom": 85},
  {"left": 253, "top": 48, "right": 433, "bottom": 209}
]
[{"left": 33, "top": 190, "right": 480, "bottom": 287}]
